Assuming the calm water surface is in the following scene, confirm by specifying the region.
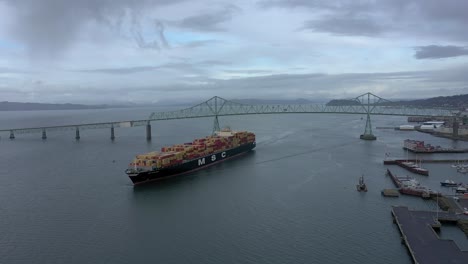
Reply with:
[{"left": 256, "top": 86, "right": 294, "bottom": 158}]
[{"left": 1, "top": 108, "right": 467, "bottom": 264}]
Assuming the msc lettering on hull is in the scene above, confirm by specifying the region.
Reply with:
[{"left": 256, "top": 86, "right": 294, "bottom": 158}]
[
  {"left": 197, "top": 152, "right": 227, "bottom": 167},
  {"left": 198, "top": 158, "right": 205, "bottom": 166}
]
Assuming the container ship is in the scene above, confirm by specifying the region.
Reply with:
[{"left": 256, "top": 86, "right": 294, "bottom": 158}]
[{"left": 125, "top": 129, "right": 256, "bottom": 184}]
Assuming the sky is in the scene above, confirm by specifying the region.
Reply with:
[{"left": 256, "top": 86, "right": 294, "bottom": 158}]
[{"left": 0, "top": 0, "right": 468, "bottom": 104}]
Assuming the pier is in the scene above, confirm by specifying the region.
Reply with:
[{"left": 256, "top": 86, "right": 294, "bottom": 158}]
[
  {"left": 385, "top": 169, "right": 439, "bottom": 198},
  {"left": 384, "top": 159, "right": 468, "bottom": 164},
  {"left": 404, "top": 147, "right": 468, "bottom": 154},
  {"left": 403, "top": 139, "right": 468, "bottom": 153},
  {"left": 392, "top": 206, "right": 468, "bottom": 264},
  {"left": 381, "top": 188, "right": 399, "bottom": 197},
  {"left": 384, "top": 160, "right": 429, "bottom": 176}
]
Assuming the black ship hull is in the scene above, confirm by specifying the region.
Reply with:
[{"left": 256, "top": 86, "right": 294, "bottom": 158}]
[
  {"left": 440, "top": 182, "right": 459, "bottom": 187},
  {"left": 127, "top": 142, "right": 256, "bottom": 185}
]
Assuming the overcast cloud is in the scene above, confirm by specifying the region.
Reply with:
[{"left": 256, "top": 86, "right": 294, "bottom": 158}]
[
  {"left": 0, "top": 0, "right": 468, "bottom": 104},
  {"left": 414, "top": 45, "right": 468, "bottom": 59}
]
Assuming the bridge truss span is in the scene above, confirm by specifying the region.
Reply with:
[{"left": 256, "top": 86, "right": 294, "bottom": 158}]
[
  {"left": 0, "top": 93, "right": 458, "bottom": 140},
  {"left": 149, "top": 94, "right": 454, "bottom": 120}
]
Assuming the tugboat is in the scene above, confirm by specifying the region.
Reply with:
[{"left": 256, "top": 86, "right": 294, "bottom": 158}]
[{"left": 356, "top": 175, "right": 368, "bottom": 192}]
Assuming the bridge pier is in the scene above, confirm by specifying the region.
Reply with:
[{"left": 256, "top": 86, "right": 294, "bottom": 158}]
[
  {"left": 146, "top": 122, "right": 151, "bottom": 141},
  {"left": 360, "top": 113, "right": 377, "bottom": 140},
  {"left": 453, "top": 116, "right": 459, "bottom": 138},
  {"left": 110, "top": 125, "right": 115, "bottom": 140},
  {"left": 75, "top": 127, "right": 80, "bottom": 140},
  {"left": 42, "top": 129, "right": 47, "bottom": 140},
  {"left": 9, "top": 130, "right": 15, "bottom": 139},
  {"left": 212, "top": 115, "right": 220, "bottom": 135}
]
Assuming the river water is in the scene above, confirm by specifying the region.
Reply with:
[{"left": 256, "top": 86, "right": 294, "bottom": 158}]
[{"left": 1, "top": 108, "right": 467, "bottom": 264}]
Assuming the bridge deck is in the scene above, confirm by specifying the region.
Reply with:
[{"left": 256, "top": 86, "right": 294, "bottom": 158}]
[{"left": 0, "top": 93, "right": 457, "bottom": 136}]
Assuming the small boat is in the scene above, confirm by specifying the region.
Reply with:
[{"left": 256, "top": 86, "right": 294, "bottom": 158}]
[
  {"left": 440, "top": 180, "right": 460, "bottom": 187},
  {"left": 356, "top": 175, "right": 368, "bottom": 192},
  {"left": 455, "top": 186, "right": 468, "bottom": 193}
]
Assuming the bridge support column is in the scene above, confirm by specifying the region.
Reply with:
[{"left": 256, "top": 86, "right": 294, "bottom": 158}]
[
  {"left": 146, "top": 122, "right": 151, "bottom": 141},
  {"left": 453, "top": 117, "right": 459, "bottom": 138},
  {"left": 42, "top": 129, "right": 47, "bottom": 140},
  {"left": 110, "top": 125, "right": 115, "bottom": 141},
  {"left": 360, "top": 113, "right": 376, "bottom": 140},
  {"left": 9, "top": 130, "right": 15, "bottom": 139},
  {"left": 75, "top": 127, "right": 80, "bottom": 140},
  {"left": 212, "top": 115, "right": 220, "bottom": 135}
]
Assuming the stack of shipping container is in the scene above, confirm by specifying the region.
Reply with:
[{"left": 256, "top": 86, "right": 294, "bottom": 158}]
[{"left": 129, "top": 131, "right": 255, "bottom": 171}]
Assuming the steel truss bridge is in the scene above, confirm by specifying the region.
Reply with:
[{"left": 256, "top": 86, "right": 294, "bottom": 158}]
[{"left": 0, "top": 93, "right": 458, "bottom": 141}]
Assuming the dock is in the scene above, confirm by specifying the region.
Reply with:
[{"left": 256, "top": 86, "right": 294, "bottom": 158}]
[
  {"left": 385, "top": 169, "right": 439, "bottom": 198},
  {"left": 404, "top": 147, "right": 468, "bottom": 153},
  {"left": 392, "top": 206, "right": 468, "bottom": 264},
  {"left": 403, "top": 139, "right": 468, "bottom": 153},
  {"left": 384, "top": 160, "right": 429, "bottom": 175},
  {"left": 384, "top": 159, "right": 468, "bottom": 164},
  {"left": 381, "top": 188, "right": 399, "bottom": 197}
]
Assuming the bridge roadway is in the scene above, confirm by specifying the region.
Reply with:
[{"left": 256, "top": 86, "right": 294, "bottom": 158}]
[{"left": 0, "top": 93, "right": 457, "bottom": 140}]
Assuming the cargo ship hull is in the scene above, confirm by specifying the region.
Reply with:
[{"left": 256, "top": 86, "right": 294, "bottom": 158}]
[{"left": 127, "top": 142, "right": 255, "bottom": 184}]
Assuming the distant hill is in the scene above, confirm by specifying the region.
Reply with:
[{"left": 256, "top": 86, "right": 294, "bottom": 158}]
[
  {"left": 326, "top": 99, "right": 361, "bottom": 106},
  {"left": 399, "top": 94, "right": 468, "bottom": 109},
  {"left": 0, "top": 101, "right": 120, "bottom": 111},
  {"left": 233, "top": 98, "right": 325, "bottom": 104},
  {"left": 327, "top": 94, "right": 468, "bottom": 109}
]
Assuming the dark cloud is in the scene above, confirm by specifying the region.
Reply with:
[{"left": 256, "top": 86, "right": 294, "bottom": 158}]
[
  {"left": 197, "top": 60, "right": 231, "bottom": 66},
  {"left": 4, "top": 66, "right": 468, "bottom": 103},
  {"left": 303, "top": 16, "right": 383, "bottom": 36},
  {"left": 73, "top": 60, "right": 230, "bottom": 74},
  {"left": 414, "top": 45, "right": 468, "bottom": 59},
  {"left": 223, "top": 69, "right": 273, "bottom": 74},
  {"left": 259, "top": 0, "right": 369, "bottom": 11},
  {"left": 74, "top": 63, "right": 194, "bottom": 75},
  {"left": 1, "top": 0, "right": 183, "bottom": 59},
  {"left": 182, "top": 40, "right": 220, "bottom": 48},
  {"left": 260, "top": 0, "right": 468, "bottom": 40},
  {"left": 76, "top": 66, "right": 160, "bottom": 74},
  {"left": 173, "top": 5, "right": 240, "bottom": 32},
  {"left": 0, "top": 67, "right": 33, "bottom": 74},
  {"left": 131, "top": 18, "right": 170, "bottom": 50}
]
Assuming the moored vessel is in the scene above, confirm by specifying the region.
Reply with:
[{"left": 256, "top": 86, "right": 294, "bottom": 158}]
[
  {"left": 397, "top": 161, "right": 429, "bottom": 176},
  {"left": 440, "top": 180, "right": 460, "bottom": 187},
  {"left": 455, "top": 186, "right": 468, "bottom": 194},
  {"left": 125, "top": 129, "right": 256, "bottom": 184},
  {"left": 403, "top": 139, "right": 468, "bottom": 153},
  {"left": 386, "top": 169, "right": 438, "bottom": 198}
]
